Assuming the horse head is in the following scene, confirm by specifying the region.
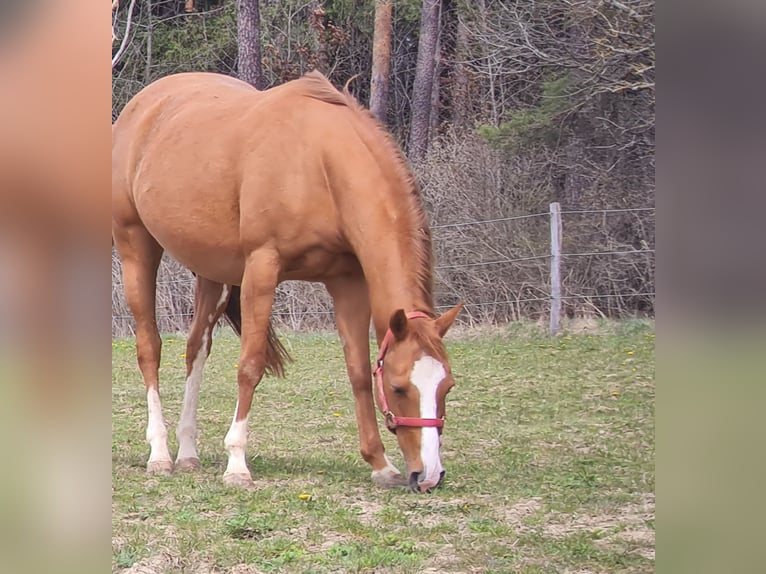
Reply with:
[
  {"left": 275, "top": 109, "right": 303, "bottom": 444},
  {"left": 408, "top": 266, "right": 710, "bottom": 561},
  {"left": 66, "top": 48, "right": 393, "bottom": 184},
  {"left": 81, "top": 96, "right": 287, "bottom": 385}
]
[{"left": 374, "top": 304, "right": 462, "bottom": 492}]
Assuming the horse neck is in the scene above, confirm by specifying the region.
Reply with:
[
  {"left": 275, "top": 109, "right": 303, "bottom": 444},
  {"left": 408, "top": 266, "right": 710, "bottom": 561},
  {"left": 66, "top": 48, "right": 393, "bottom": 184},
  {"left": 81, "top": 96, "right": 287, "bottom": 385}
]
[
  {"left": 327, "top": 117, "right": 434, "bottom": 341},
  {"left": 339, "top": 199, "right": 434, "bottom": 342},
  {"left": 366, "top": 261, "right": 433, "bottom": 343}
]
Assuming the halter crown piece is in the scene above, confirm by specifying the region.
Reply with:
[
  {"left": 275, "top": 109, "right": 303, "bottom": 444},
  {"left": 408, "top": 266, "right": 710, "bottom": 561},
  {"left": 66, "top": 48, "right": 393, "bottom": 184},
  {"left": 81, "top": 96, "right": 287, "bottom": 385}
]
[{"left": 373, "top": 311, "right": 446, "bottom": 434}]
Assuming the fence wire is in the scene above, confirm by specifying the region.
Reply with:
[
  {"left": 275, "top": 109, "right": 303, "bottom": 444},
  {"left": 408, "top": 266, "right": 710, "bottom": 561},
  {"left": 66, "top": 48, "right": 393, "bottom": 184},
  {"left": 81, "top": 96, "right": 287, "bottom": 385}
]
[{"left": 112, "top": 206, "right": 655, "bottom": 334}]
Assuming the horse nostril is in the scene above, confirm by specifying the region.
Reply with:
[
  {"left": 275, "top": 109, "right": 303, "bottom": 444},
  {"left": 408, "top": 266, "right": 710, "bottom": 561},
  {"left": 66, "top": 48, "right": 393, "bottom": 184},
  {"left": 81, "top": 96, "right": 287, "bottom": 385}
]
[{"left": 408, "top": 471, "right": 421, "bottom": 493}]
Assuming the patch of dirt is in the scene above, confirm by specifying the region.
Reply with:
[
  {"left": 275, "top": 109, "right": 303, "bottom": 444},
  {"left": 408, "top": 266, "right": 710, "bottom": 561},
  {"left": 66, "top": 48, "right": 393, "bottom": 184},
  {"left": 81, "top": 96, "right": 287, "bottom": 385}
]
[
  {"left": 419, "top": 542, "right": 479, "bottom": 574},
  {"left": 122, "top": 552, "right": 179, "bottom": 574},
  {"left": 418, "top": 566, "right": 479, "bottom": 574},
  {"left": 316, "top": 531, "right": 355, "bottom": 552},
  {"left": 229, "top": 565, "right": 269, "bottom": 574},
  {"left": 502, "top": 497, "right": 543, "bottom": 527},
  {"left": 544, "top": 493, "right": 655, "bottom": 560},
  {"left": 544, "top": 493, "right": 653, "bottom": 536},
  {"left": 352, "top": 498, "right": 385, "bottom": 526},
  {"left": 188, "top": 562, "right": 222, "bottom": 574}
]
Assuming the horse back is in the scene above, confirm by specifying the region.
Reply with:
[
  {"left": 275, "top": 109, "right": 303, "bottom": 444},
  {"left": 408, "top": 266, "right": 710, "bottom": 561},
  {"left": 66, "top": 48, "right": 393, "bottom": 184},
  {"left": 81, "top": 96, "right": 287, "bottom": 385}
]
[{"left": 111, "top": 72, "right": 363, "bottom": 285}]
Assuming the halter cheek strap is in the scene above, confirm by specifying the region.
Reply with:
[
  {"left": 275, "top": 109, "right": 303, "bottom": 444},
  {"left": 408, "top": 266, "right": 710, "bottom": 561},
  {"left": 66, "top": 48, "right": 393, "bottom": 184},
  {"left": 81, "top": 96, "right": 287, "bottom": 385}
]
[{"left": 373, "top": 311, "right": 446, "bottom": 434}]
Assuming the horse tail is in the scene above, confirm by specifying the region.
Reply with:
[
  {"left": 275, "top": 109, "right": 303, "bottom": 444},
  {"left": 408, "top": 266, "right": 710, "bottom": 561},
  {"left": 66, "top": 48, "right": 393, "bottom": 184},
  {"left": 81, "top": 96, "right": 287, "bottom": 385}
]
[{"left": 223, "top": 285, "right": 291, "bottom": 378}]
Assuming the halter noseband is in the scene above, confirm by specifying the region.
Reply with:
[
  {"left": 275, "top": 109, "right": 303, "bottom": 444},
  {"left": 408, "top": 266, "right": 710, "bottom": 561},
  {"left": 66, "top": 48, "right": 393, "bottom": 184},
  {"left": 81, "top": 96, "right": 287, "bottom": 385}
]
[{"left": 373, "top": 311, "right": 446, "bottom": 434}]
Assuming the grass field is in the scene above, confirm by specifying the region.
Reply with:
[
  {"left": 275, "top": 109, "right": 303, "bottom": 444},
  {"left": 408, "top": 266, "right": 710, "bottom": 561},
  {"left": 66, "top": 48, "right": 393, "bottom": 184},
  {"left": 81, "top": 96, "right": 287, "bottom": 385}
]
[{"left": 112, "top": 320, "right": 654, "bottom": 574}]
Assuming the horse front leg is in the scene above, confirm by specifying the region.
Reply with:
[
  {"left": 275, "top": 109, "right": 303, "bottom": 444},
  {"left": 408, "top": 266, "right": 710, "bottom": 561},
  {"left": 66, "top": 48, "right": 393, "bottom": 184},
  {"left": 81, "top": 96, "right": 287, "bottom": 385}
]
[
  {"left": 175, "top": 277, "right": 231, "bottom": 471},
  {"left": 222, "top": 250, "right": 281, "bottom": 488},
  {"left": 326, "top": 274, "right": 407, "bottom": 488}
]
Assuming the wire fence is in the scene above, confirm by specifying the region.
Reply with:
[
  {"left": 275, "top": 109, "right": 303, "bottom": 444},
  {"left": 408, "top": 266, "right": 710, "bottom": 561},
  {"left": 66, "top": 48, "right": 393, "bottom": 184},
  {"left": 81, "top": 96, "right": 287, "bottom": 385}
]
[{"left": 112, "top": 205, "right": 655, "bottom": 336}]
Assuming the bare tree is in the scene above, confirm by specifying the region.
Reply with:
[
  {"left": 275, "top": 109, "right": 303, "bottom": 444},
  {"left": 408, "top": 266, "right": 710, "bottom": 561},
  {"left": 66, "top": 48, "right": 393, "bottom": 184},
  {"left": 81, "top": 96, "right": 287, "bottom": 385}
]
[
  {"left": 145, "top": 0, "right": 153, "bottom": 84},
  {"left": 237, "top": 0, "right": 264, "bottom": 89},
  {"left": 112, "top": 0, "right": 138, "bottom": 68},
  {"left": 112, "top": 0, "right": 119, "bottom": 44},
  {"left": 369, "top": 0, "right": 393, "bottom": 123},
  {"left": 451, "top": 16, "right": 471, "bottom": 129},
  {"left": 409, "top": 0, "right": 441, "bottom": 163}
]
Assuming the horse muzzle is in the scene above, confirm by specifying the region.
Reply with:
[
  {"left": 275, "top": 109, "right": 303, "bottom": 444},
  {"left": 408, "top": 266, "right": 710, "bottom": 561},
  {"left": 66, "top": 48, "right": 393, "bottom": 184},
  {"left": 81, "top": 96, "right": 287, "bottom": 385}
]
[{"left": 408, "top": 469, "right": 446, "bottom": 493}]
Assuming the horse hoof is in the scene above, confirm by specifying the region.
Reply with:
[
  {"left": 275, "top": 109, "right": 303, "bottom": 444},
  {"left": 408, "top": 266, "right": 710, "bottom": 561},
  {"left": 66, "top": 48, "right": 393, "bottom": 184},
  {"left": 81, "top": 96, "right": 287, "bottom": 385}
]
[
  {"left": 175, "top": 457, "right": 201, "bottom": 472},
  {"left": 146, "top": 460, "right": 174, "bottom": 475},
  {"left": 222, "top": 473, "right": 254, "bottom": 489},
  {"left": 372, "top": 469, "right": 408, "bottom": 489}
]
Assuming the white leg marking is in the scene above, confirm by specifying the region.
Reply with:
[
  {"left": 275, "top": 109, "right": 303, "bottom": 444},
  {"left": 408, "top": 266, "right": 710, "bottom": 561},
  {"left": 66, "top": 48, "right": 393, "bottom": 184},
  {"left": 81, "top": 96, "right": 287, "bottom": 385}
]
[
  {"left": 208, "top": 284, "right": 229, "bottom": 323},
  {"left": 224, "top": 402, "right": 251, "bottom": 478},
  {"left": 371, "top": 454, "right": 400, "bottom": 478},
  {"left": 411, "top": 355, "right": 446, "bottom": 490},
  {"left": 371, "top": 453, "right": 405, "bottom": 488},
  {"left": 176, "top": 327, "right": 209, "bottom": 463},
  {"left": 146, "top": 386, "right": 172, "bottom": 466}
]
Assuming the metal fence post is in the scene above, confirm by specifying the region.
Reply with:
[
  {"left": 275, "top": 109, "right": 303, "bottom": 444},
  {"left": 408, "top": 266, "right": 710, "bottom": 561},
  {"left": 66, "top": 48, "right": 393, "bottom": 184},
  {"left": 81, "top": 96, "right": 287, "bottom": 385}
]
[{"left": 549, "top": 202, "right": 562, "bottom": 335}]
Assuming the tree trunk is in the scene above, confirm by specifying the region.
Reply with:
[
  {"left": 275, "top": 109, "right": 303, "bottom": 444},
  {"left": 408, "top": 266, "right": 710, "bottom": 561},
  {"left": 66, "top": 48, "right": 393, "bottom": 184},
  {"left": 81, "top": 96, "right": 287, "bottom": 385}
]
[
  {"left": 408, "top": 0, "right": 441, "bottom": 163},
  {"left": 369, "top": 0, "right": 393, "bottom": 123},
  {"left": 451, "top": 17, "right": 470, "bottom": 130},
  {"left": 429, "top": 31, "right": 441, "bottom": 137},
  {"left": 145, "top": 0, "right": 153, "bottom": 85},
  {"left": 237, "top": 0, "right": 264, "bottom": 89}
]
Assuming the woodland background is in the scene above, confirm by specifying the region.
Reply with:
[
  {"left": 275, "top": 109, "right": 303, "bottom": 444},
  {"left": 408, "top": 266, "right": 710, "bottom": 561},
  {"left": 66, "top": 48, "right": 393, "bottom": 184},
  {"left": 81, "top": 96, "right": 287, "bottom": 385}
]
[{"left": 111, "top": 0, "right": 655, "bottom": 335}]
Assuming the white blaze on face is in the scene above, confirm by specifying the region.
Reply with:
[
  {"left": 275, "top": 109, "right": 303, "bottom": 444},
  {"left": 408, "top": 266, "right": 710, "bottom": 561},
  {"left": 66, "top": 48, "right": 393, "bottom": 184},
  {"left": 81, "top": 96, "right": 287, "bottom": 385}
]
[{"left": 410, "top": 355, "right": 446, "bottom": 490}]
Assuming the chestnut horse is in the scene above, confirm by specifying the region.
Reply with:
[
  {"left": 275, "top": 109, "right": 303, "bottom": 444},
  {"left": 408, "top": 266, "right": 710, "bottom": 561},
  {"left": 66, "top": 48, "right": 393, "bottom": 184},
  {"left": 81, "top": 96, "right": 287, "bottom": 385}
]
[{"left": 112, "top": 71, "right": 462, "bottom": 493}]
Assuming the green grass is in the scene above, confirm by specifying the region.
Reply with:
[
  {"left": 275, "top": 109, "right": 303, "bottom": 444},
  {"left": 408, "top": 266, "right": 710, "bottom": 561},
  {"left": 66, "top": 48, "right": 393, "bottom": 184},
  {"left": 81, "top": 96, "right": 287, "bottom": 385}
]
[{"left": 112, "top": 320, "right": 655, "bottom": 573}]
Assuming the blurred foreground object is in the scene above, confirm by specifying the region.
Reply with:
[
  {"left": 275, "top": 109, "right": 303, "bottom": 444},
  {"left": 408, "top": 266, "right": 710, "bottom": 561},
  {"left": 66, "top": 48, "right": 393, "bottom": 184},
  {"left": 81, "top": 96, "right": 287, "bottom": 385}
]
[
  {"left": 0, "top": 1, "right": 111, "bottom": 573},
  {"left": 662, "top": 2, "right": 766, "bottom": 574}
]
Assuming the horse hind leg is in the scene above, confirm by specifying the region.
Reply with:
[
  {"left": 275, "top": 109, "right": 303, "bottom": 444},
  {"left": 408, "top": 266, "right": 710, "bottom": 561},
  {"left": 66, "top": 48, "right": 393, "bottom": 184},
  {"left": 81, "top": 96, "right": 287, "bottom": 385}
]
[
  {"left": 175, "top": 277, "right": 232, "bottom": 471},
  {"left": 113, "top": 224, "right": 171, "bottom": 474}
]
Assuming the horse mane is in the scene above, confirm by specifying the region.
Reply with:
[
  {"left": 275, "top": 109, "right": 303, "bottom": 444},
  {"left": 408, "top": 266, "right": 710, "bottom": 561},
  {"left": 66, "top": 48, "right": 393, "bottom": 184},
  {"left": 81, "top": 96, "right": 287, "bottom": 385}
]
[{"left": 297, "top": 71, "right": 435, "bottom": 312}]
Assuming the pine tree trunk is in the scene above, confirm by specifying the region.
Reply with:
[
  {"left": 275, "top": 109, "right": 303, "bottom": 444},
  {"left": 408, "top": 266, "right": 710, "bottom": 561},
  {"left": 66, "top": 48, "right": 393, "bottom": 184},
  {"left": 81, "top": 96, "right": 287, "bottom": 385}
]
[
  {"left": 237, "top": 0, "right": 263, "bottom": 89},
  {"left": 409, "top": 0, "right": 441, "bottom": 163},
  {"left": 429, "top": 31, "right": 441, "bottom": 137},
  {"left": 451, "top": 17, "right": 470, "bottom": 130},
  {"left": 370, "top": 0, "right": 393, "bottom": 123}
]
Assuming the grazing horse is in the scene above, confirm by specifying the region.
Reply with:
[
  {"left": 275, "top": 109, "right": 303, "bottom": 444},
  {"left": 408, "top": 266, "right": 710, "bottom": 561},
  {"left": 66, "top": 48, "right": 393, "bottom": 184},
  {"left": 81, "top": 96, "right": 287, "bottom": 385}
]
[{"left": 112, "top": 70, "right": 462, "bottom": 493}]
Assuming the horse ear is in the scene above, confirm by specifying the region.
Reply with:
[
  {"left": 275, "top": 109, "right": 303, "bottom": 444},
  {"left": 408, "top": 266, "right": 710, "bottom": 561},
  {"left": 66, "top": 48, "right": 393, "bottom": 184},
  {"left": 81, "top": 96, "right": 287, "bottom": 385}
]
[
  {"left": 389, "top": 309, "right": 409, "bottom": 341},
  {"left": 435, "top": 303, "right": 463, "bottom": 337}
]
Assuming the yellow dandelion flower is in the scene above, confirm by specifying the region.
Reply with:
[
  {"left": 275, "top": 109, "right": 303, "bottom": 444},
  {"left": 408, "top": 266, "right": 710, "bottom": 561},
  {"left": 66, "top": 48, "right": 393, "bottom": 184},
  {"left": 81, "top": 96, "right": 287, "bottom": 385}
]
[
  {"left": 626, "top": 351, "right": 634, "bottom": 355},
  {"left": 333, "top": 412, "right": 341, "bottom": 417},
  {"left": 298, "top": 493, "right": 312, "bottom": 501}
]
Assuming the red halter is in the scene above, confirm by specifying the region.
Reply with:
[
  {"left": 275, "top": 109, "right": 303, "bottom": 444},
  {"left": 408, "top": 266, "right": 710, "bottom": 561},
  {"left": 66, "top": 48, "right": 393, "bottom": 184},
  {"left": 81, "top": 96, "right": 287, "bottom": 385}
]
[{"left": 373, "top": 311, "right": 446, "bottom": 433}]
